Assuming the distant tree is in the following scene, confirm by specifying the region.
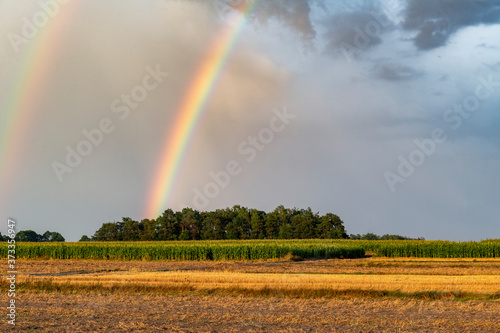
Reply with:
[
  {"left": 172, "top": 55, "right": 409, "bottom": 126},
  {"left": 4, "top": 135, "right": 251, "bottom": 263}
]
[
  {"left": 157, "top": 209, "right": 179, "bottom": 240},
  {"left": 122, "top": 218, "right": 141, "bottom": 241},
  {"left": 380, "top": 234, "right": 423, "bottom": 240},
  {"left": 179, "top": 208, "right": 201, "bottom": 240},
  {"left": 11, "top": 230, "right": 65, "bottom": 242},
  {"left": 87, "top": 206, "right": 351, "bottom": 241},
  {"left": 201, "top": 212, "right": 225, "bottom": 240},
  {"left": 278, "top": 223, "right": 294, "bottom": 239},
  {"left": 264, "top": 211, "right": 279, "bottom": 239},
  {"left": 316, "top": 213, "right": 347, "bottom": 239},
  {"left": 79, "top": 235, "right": 91, "bottom": 242},
  {"left": 42, "top": 231, "right": 65, "bottom": 242},
  {"left": 359, "top": 232, "right": 380, "bottom": 240},
  {"left": 349, "top": 233, "right": 422, "bottom": 240},
  {"left": 178, "top": 230, "right": 190, "bottom": 240},
  {"left": 15, "top": 230, "right": 41, "bottom": 242},
  {"left": 92, "top": 223, "right": 121, "bottom": 241},
  {"left": 276, "top": 205, "right": 292, "bottom": 228},
  {"left": 291, "top": 208, "right": 317, "bottom": 239},
  {"left": 249, "top": 209, "right": 266, "bottom": 239},
  {"left": 139, "top": 219, "right": 158, "bottom": 241},
  {"left": 228, "top": 206, "right": 250, "bottom": 239}
]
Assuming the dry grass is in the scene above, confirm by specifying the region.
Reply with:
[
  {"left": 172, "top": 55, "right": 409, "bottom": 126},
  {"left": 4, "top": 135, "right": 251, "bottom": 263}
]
[
  {"left": 1, "top": 292, "right": 499, "bottom": 332},
  {"left": 14, "top": 257, "right": 500, "bottom": 276},
  {"left": 15, "top": 270, "right": 500, "bottom": 297},
  {"left": 4, "top": 257, "right": 500, "bottom": 331}
]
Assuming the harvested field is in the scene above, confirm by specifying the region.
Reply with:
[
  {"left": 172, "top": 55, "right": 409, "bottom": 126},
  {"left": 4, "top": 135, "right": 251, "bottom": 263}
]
[
  {"left": 3, "top": 257, "right": 499, "bottom": 331},
  {"left": 1, "top": 293, "right": 499, "bottom": 332},
  {"left": 13, "top": 257, "right": 500, "bottom": 276}
]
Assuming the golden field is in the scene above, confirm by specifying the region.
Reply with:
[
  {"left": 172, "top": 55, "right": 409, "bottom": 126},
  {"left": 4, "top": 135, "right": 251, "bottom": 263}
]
[
  {"left": 2, "top": 257, "right": 499, "bottom": 332},
  {"left": 19, "top": 270, "right": 500, "bottom": 295}
]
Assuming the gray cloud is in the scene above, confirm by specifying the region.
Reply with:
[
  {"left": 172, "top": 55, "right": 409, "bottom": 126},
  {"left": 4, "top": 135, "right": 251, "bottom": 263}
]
[
  {"left": 253, "top": 0, "right": 316, "bottom": 42},
  {"left": 321, "top": 2, "right": 396, "bottom": 60},
  {"left": 375, "top": 64, "right": 423, "bottom": 81},
  {"left": 404, "top": 0, "right": 500, "bottom": 49},
  {"left": 1, "top": 1, "right": 500, "bottom": 242}
]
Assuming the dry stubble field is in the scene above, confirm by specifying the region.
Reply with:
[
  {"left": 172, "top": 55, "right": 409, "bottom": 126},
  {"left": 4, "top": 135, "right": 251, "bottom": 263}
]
[{"left": 2, "top": 257, "right": 500, "bottom": 332}]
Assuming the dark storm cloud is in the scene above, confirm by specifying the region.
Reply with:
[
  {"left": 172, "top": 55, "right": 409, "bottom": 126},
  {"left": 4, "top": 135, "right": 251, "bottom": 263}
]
[{"left": 404, "top": 0, "right": 500, "bottom": 50}]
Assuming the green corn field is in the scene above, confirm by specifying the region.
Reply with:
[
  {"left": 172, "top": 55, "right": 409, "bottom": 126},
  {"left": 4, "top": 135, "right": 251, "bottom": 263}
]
[
  {"left": 371, "top": 239, "right": 500, "bottom": 258},
  {"left": 331, "top": 239, "right": 500, "bottom": 258},
  {"left": 0, "top": 239, "right": 365, "bottom": 261},
  {"left": 2, "top": 239, "right": 499, "bottom": 261}
]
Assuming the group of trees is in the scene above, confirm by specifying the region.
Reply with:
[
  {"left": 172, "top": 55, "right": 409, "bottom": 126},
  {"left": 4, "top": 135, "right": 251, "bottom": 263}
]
[
  {"left": 1, "top": 230, "right": 65, "bottom": 242},
  {"left": 84, "top": 206, "right": 348, "bottom": 241},
  {"left": 349, "top": 233, "right": 424, "bottom": 240}
]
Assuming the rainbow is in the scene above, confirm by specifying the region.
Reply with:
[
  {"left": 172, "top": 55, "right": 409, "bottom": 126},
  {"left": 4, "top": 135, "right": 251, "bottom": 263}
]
[
  {"left": 0, "top": 3, "right": 78, "bottom": 212},
  {"left": 144, "top": 1, "right": 260, "bottom": 219}
]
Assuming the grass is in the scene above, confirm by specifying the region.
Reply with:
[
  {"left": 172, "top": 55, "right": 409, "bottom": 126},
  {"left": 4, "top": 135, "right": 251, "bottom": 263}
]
[
  {"left": 6, "top": 257, "right": 500, "bottom": 301},
  {"left": 3, "top": 239, "right": 500, "bottom": 261},
  {"left": 3, "top": 292, "right": 499, "bottom": 332},
  {"left": 11, "top": 279, "right": 496, "bottom": 301},
  {"left": 12, "top": 270, "right": 499, "bottom": 298}
]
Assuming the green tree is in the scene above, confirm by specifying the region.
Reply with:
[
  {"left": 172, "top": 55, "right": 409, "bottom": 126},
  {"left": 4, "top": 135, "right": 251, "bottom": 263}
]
[
  {"left": 178, "top": 230, "right": 190, "bottom": 240},
  {"left": 156, "top": 209, "right": 179, "bottom": 240},
  {"left": 278, "top": 223, "right": 294, "bottom": 239},
  {"left": 92, "top": 223, "right": 121, "bottom": 241},
  {"left": 139, "top": 219, "right": 158, "bottom": 241},
  {"left": 43, "top": 231, "right": 65, "bottom": 242},
  {"left": 265, "top": 211, "right": 279, "bottom": 238},
  {"left": 179, "top": 208, "right": 201, "bottom": 240},
  {"left": 250, "top": 209, "right": 266, "bottom": 239},
  {"left": 231, "top": 206, "right": 250, "bottom": 239},
  {"left": 15, "top": 230, "right": 41, "bottom": 242},
  {"left": 360, "top": 232, "right": 380, "bottom": 240},
  {"left": 316, "top": 213, "right": 347, "bottom": 239},
  {"left": 201, "top": 212, "right": 225, "bottom": 240},
  {"left": 87, "top": 205, "right": 352, "bottom": 241},
  {"left": 79, "top": 235, "right": 91, "bottom": 241},
  {"left": 291, "top": 208, "right": 317, "bottom": 239},
  {"left": 122, "top": 218, "right": 141, "bottom": 241}
]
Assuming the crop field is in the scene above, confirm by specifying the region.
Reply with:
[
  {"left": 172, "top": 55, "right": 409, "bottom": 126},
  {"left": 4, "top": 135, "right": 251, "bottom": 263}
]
[
  {"left": 0, "top": 240, "right": 366, "bottom": 261},
  {"left": 2, "top": 239, "right": 500, "bottom": 261},
  {"left": 2, "top": 240, "right": 500, "bottom": 332}
]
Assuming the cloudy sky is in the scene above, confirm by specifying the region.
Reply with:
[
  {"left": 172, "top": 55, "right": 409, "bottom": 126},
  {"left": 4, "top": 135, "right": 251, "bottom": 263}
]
[{"left": 1, "top": 0, "right": 500, "bottom": 241}]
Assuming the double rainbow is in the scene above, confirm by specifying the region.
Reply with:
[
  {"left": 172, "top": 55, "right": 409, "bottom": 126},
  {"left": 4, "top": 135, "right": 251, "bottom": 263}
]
[{"left": 144, "top": 1, "right": 260, "bottom": 219}]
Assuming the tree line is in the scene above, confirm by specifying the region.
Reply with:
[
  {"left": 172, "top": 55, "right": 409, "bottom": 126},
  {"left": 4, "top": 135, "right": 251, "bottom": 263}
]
[
  {"left": 1, "top": 230, "right": 65, "bottom": 242},
  {"left": 83, "top": 205, "right": 348, "bottom": 241},
  {"left": 349, "top": 233, "right": 424, "bottom": 240}
]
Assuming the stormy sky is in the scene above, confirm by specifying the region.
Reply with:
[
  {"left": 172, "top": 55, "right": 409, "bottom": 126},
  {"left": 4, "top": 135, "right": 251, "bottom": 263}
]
[{"left": 1, "top": 0, "right": 500, "bottom": 241}]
